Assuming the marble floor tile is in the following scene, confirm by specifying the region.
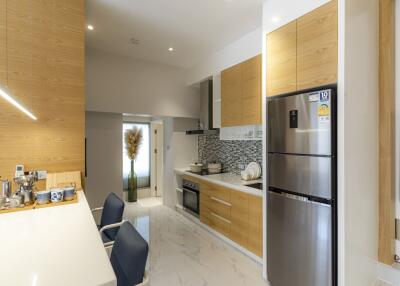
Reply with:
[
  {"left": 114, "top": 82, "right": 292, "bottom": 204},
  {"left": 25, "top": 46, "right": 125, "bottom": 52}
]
[{"left": 123, "top": 198, "right": 268, "bottom": 286}]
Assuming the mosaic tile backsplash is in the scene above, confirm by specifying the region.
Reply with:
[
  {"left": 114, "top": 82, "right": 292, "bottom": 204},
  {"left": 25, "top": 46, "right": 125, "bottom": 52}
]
[{"left": 198, "top": 134, "right": 262, "bottom": 175}]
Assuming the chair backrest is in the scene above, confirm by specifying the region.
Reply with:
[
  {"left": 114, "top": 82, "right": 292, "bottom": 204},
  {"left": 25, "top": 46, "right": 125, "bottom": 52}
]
[
  {"left": 101, "top": 193, "right": 125, "bottom": 240},
  {"left": 110, "top": 222, "right": 149, "bottom": 286}
]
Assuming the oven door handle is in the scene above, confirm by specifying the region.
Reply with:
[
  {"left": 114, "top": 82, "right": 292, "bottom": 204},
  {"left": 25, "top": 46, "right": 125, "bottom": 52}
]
[{"left": 183, "top": 187, "right": 199, "bottom": 194}]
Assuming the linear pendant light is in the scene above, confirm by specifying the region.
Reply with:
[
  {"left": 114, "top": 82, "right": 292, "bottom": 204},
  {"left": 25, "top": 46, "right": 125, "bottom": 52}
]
[
  {"left": 1, "top": 0, "right": 37, "bottom": 121},
  {"left": 0, "top": 85, "right": 37, "bottom": 120}
]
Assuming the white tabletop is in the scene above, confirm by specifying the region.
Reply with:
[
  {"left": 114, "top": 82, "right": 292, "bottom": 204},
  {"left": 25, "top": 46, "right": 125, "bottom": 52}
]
[{"left": 0, "top": 191, "right": 117, "bottom": 286}]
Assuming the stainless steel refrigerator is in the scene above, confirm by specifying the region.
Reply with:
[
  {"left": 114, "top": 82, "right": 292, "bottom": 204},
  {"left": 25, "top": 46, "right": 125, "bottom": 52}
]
[{"left": 267, "top": 88, "right": 337, "bottom": 286}]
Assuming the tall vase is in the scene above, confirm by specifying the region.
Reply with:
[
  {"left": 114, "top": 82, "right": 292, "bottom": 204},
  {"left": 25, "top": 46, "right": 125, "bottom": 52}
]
[{"left": 128, "top": 160, "right": 138, "bottom": 202}]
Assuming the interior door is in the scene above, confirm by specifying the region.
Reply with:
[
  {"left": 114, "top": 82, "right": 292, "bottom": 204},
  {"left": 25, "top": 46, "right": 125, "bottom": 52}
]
[
  {"left": 267, "top": 191, "right": 332, "bottom": 286},
  {"left": 151, "top": 122, "right": 163, "bottom": 197}
]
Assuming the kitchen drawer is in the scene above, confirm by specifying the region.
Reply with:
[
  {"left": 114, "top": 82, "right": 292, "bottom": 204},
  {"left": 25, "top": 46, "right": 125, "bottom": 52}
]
[
  {"left": 210, "top": 211, "right": 231, "bottom": 238},
  {"left": 209, "top": 183, "right": 231, "bottom": 203},
  {"left": 230, "top": 190, "right": 249, "bottom": 248},
  {"left": 209, "top": 196, "right": 231, "bottom": 221},
  {"left": 200, "top": 191, "right": 211, "bottom": 225}
]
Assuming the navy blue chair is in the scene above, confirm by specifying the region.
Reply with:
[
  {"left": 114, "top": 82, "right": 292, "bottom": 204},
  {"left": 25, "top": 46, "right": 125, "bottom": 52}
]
[
  {"left": 92, "top": 193, "right": 125, "bottom": 245},
  {"left": 110, "top": 221, "right": 149, "bottom": 286}
]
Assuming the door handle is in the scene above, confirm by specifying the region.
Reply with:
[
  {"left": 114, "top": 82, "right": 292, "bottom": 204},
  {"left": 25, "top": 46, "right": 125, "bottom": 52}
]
[{"left": 211, "top": 196, "right": 231, "bottom": 207}]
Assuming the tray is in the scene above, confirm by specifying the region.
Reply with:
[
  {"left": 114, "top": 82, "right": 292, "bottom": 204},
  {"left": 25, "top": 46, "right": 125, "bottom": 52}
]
[{"left": 0, "top": 193, "right": 79, "bottom": 214}]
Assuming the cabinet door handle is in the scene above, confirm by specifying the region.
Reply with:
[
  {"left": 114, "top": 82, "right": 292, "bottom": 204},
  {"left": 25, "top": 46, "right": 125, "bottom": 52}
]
[
  {"left": 211, "top": 212, "right": 231, "bottom": 224},
  {"left": 211, "top": 196, "right": 231, "bottom": 207}
]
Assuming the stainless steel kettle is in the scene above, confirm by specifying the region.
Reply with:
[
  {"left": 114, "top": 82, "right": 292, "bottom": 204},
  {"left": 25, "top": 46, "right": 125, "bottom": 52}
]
[{"left": 1, "top": 179, "right": 12, "bottom": 198}]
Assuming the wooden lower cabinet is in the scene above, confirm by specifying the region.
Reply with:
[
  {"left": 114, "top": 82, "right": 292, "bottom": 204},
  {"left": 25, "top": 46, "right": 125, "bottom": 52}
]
[
  {"left": 248, "top": 195, "right": 263, "bottom": 257},
  {"left": 199, "top": 179, "right": 262, "bottom": 257},
  {"left": 230, "top": 190, "right": 249, "bottom": 248}
]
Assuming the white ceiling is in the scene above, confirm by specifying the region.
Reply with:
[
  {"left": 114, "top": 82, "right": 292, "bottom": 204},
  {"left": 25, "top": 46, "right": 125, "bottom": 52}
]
[{"left": 86, "top": 0, "right": 264, "bottom": 69}]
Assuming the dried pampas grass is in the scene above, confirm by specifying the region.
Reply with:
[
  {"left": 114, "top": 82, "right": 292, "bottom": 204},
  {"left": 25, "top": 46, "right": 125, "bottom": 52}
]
[{"left": 124, "top": 126, "right": 143, "bottom": 160}]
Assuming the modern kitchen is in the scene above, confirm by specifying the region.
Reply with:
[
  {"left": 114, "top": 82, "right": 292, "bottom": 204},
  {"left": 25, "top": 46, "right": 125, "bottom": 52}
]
[{"left": 0, "top": 0, "right": 398, "bottom": 286}]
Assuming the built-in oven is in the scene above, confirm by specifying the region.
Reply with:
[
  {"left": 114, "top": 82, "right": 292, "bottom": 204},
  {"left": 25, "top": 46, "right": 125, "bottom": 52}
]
[{"left": 182, "top": 179, "right": 200, "bottom": 216}]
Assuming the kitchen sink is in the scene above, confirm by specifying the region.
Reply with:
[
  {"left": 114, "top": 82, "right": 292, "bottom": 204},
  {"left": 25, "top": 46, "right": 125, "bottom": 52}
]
[{"left": 245, "top": 182, "right": 263, "bottom": 190}]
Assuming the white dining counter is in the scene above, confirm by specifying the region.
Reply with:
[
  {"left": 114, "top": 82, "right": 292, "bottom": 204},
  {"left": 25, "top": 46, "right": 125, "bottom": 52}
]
[{"left": 0, "top": 191, "right": 117, "bottom": 286}]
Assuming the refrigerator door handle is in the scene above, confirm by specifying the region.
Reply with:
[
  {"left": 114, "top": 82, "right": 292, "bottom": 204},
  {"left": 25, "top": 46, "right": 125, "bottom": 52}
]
[{"left": 270, "top": 191, "right": 310, "bottom": 203}]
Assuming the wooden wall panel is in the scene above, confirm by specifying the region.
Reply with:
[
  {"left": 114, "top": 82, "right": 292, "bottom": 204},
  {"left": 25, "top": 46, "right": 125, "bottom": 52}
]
[
  {"left": 378, "top": 0, "right": 396, "bottom": 266},
  {"left": 0, "top": 0, "right": 85, "bottom": 190}
]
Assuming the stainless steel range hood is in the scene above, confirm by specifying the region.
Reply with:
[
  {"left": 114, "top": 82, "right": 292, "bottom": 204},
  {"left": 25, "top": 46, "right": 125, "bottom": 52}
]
[{"left": 186, "top": 79, "right": 218, "bottom": 135}]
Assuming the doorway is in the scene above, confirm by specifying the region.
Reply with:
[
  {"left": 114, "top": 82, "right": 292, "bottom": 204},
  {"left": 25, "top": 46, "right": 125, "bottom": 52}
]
[{"left": 151, "top": 121, "right": 163, "bottom": 198}]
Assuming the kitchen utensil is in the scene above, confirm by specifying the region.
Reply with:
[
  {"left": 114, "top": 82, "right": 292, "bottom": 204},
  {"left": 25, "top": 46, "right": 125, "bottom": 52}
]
[
  {"left": 35, "top": 190, "right": 51, "bottom": 205},
  {"left": 1, "top": 179, "right": 12, "bottom": 198},
  {"left": 9, "top": 195, "right": 21, "bottom": 208},
  {"left": 0, "top": 196, "right": 6, "bottom": 208},
  {"left": 50, "top": 188, "right": 64, "bottom": 203},
  {"left": 13, "top": 175, "right": 37, "bottom": 205},
  {"left": 63, "top": 186, "right": 75, "bottom": 201},
  {"left": 207, "top": 162, "right": 222, "bottom": 174},
  {"left": 189, "top": 163, "right": 203, "bottom": 173},
  {"left": 18, "top": 190, "right": 34, "bottom": 205}
]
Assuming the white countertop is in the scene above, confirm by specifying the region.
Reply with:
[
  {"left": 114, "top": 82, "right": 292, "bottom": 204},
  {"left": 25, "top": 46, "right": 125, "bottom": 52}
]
[
  {"left": 175, "top": 168, "right": 263, "bottom": 197},
  {"left": 0, "top": 191, "right": 116, "bottom": 286}
]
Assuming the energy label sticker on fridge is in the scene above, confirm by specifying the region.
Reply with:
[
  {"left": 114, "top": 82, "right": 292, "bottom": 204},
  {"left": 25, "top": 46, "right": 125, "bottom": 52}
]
[{"left": 318, "top": 103, "right": 330, "bottom": 124}]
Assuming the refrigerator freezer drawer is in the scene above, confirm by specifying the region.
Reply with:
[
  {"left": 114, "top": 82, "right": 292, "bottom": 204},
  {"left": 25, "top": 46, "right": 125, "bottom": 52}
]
[
  {"left": 268, "top": 153, "right": 332, "bottom": 200},
  {"left": 268, "top": 89, "right": 333, "bottom": 155},
  {"left": 267, "top": 191, "right": 332, "bottom": 286}
]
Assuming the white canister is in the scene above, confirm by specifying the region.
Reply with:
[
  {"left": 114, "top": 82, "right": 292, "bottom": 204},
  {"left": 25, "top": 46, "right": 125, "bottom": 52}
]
[{"left": 50, "top": 188, "right": 64, "bottom": 203}]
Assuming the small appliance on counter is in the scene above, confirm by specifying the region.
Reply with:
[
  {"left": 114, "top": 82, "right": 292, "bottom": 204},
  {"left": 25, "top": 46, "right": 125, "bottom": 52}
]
[
  {"left": 1, "top": 178, "right": 12, "bottom": 199},
  {"left": 13, "top": 174, "right": 37, "bottom": 205}
]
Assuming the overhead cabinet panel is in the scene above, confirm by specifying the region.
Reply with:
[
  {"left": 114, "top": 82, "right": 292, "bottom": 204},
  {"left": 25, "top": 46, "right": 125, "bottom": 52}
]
[
  {"left": 221, "top": 54, "right": 262, "bottom": 127},
  {"left": 266, "top": 0, "right": 338, "bottom": 97},
  {"left": 297, "top": 0, "right": 338, "bottom": 90},
  {"left": 242, "top": 55, "right": 262, "bottom": 125},
  {"left": 221, "top": 64, "right": 243, "bottom": 127},
  {"left": 266, "top": 20, "right": 297, "bottom": 97}
]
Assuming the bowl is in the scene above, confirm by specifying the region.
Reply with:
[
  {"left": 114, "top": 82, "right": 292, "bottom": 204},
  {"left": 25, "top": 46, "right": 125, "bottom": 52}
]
[
  {"left": 35, "top": 190, "right": 50, "bottom": 205},
  {"left": 63, "top": 186, "right": 75, "bottom": 201},
  {"left": 50, "top": 188, "right": 64, "bottom": 203}
]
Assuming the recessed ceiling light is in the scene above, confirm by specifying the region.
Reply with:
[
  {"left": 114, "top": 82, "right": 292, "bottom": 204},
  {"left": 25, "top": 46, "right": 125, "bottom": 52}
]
[
  {"left": 87, "top": 25, "right": 94, "bottom": 31},
  {"left": 271, "top": 16, "right": 280, "bottom": 23},
  {"left": 168, "top": 47, "right": 174, "bottom": 52}
]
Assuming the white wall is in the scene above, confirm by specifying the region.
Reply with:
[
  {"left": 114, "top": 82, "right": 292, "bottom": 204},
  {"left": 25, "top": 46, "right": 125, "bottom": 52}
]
[
  {"left": 86, "top": 48, "right": 200, "bottom": 119},
  {"left": 85, "top": 111, "right": 123, "bottom": 208},
  {"left": 162, "top": 117, "right": 198, "bottom": 208},
  {"left": 341, "top": 0, "right": 379, "bottom": 285},
  {"left": 186, "top": 27, "right": 262, "bottom": 85}
]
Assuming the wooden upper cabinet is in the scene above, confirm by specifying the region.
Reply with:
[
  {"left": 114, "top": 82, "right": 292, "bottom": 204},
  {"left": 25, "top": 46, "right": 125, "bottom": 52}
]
[
  {"left": 297, "top": 0, "right": 338, "bottom": 90},
  {"left": 266, "top": 20, "right": 297, "bottom": 97},
  {"left": 221, "top": 64, "right": 243, "bottom": 127},
  {"left": 221, "top": 54, "right": 262, "bottom": 127},
  {"left": 242, "top": 55, "right": 262, "bottom": 125}
]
